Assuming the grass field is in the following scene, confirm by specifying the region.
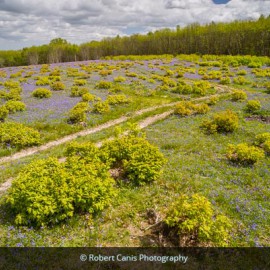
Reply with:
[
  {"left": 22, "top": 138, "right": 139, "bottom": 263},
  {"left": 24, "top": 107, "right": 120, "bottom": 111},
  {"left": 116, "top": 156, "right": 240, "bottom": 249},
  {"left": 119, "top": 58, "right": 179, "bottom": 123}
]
[{"left": 0, "top": 55, "right": 269, "bottom": 247}]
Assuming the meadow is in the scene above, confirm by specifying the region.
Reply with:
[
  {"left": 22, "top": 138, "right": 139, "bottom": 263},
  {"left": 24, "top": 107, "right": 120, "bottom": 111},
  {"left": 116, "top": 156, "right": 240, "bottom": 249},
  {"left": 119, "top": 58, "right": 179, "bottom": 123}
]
[{"left": 0, "top": 54, "right": 269, "bottom": 247}]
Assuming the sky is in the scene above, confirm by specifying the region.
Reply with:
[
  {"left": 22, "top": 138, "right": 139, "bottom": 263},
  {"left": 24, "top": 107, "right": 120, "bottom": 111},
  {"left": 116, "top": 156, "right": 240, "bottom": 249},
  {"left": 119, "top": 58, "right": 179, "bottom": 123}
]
[{"left": 0, "top": 0, "right": 269, "bottom": 50}]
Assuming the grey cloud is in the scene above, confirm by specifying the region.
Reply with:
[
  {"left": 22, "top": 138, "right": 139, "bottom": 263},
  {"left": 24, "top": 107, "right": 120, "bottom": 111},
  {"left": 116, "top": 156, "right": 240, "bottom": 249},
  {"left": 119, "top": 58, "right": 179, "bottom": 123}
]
[{"left": 0, "top": 0, "right": 270, "bottom": 50}]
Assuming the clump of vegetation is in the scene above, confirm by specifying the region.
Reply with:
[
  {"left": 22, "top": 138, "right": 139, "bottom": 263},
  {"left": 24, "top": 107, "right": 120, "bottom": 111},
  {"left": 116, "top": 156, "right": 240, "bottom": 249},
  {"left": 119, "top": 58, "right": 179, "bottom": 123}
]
[
  {"left": 100, "top": 133, "right": 166, "bottom": 186},
  {"left": 0, "top": 106, "right": 9, "bottom": 122},
  {"left": 165, "top": 194, "right": 232, "bottom": 247},
  {"left": 207, "top": 96, "right": 219, "bottom": 106},
  {"left": 6, "top": 157, "right": 117, "bottom": 226},
  {"left": 107, "top": 95, "right": 131, "bottom": 105},
  {"left": 226, "top": 143, "right": 265, "bottom": 166},
  {"left": 237, "top": 69, "right": 247, "bottom": 76},
  {"left": 32, "top": 88, "right": 52, "bottom": 99},
  {"left": 219, "top": 77, "right": 231, "bottom": 85},
  {"left": 201, "top": 110, "right": 239, "bottom": 134},
  {"left": 50, "top": 81, "right": 65, "bottom": 91},
  {"left": 95, "top": 81, "right": 113, "bottom": 89},
  {"left": 99, "top": 70, "right": 112, "bottom": 77},
  {"left": 67, "top": 102, "right": 89, "bottom": 124},
  {"left": 82, "top": 93, "right": 96, "bottom": 102},
  {"left": 73, "top": 79, "right": 87, "bottom": 86},
  {"left": 173, "top": 82, "right": 192, "bottom": 94},
  {"left": 4, "top": 80, "right": 20, "bottom": 89},
  {"left": 244, "top": 100, "right": 261, "bottom": 114},
  {"left": 114, "top": 76, "right": 126, "bottom": 83},
  {"left": 70, "top": 86, "right": 88, "bottom": 97},
  {"left": 254, "top": 133, "right": 270, "bottom": 146},
  {"left": 92, "top": 101, "right": 110, "bottom": 114},
  {"left": 0, "top": 122, "right": 41, "bottom": 148},
  {"left": 36, "top": 77, "right": 50, "bottom": 86},
  {"left": 231, "top": 90, "right": 247, "bottom": 101},
  {"left": 4, "top": 100, "right": 26, "bottom": 113},
  {"left": 233, "top": 76, "right": 250, "bottom": 85},
  {"left": 174, "top": 101, "right": 210, "bottom": 116}
]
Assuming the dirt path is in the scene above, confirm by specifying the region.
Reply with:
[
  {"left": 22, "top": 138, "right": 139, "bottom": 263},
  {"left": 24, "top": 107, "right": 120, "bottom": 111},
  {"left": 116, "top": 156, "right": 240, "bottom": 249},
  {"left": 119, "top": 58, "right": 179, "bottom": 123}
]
[
  {"left": 0, "top": 102, "right": 179, "bottom": 165},
  {"left": 0, "top": 91, "right": 230, "bottom": 193},
  {"left": 0, "top": 109, "right": 174, "bottom": 193}
]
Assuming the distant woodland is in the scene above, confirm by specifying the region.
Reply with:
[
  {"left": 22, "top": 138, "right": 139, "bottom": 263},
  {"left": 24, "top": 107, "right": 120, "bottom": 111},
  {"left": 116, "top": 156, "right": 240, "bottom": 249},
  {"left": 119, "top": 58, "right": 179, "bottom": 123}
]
[{"left": 0, "top": 16, "right": 270, "bottom": 67}]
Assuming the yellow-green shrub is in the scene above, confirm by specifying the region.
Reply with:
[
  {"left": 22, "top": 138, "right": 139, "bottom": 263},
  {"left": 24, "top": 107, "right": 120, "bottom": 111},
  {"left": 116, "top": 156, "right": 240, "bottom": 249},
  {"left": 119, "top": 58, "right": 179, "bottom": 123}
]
[
  {"left": 4, "top": 100, "right": 26, "bottom": 113},
  {"left": 82, "top": 93, "right": 96, "bottom": 102},
  {"left": 6, "top": 158, "right": 74, "bottom": 226},
  {"left": 254, "top": 133, "right": 270, "bottom": 146},
  {"left": 95, "top": 81, "right": 112, "bottom": 89},
  {"left": 70, "top": 86, "right": 88, "bottom": 97},
  {"left": 67, "top": 102, "right": 89, "bottom": 124},
  {"left": 0, "top": 122, "right": 41, "bottom": 148},
  {"left": 194, "top": 103, "right": 210, "bottom": 114},
  {"left": 219, "top": 77, "right": 231, "bottom": 85},
  {"left": 50, "top": 81, "right": 65, "bottom": 91},
  {"left": 231, "top": 90, "right": 247, "bottom": 101},
  {"left": 6, "top": 157, "right": 117, "bottom": 226},
  {"left": 174, "top": 101, "right": 195, "bottom": 116},
  {"left": 100, "top": 134, "right": 166, "bottom": 186},
  {"left": 114, "top": 76, "right": 126, "bottom": 83},
  {"left": 207, "top": 96, "right": 219, "bottom": 106},
  {"left": 65, "top": 156, "right": 117, "bottom": 214},
  {"left": 32, "top": 88, "right": 52, "bottom": 98},
  {"left": 226, "top": 143, "right": 265, "bottom": 165},
  {"left": 201, "top": 110, "right": 239, "bottom": 134},
  {"left": 107, "top": 95, "right": 130, "bottom": 105},
  {"left": 73, "top": 79, "right": 87, "bottom": 86},
  {"left": 93, "top": 101, "right": 110, "bottom": 114},
  {"left": 165, "top": 194, "right": 232, "bottom": 246},
  {"left": 244, "top": 100, "right": 261, "bottom": 113},
  {"left": 0, "top": 106, "right": 9, "bottom": 121}
]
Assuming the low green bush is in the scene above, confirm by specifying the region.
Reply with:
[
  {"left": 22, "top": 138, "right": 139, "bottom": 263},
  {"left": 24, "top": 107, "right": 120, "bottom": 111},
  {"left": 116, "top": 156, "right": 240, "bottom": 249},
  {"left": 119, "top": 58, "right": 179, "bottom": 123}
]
[
  {"left": 233, "top": 76, "right": 250, "bottom": 85},
  {"left": 4, "top": 80, "right": 20, "bottom": 89},
  {"left": 4, "top": 101, "right": 26, "bottom": 113},
  {"left": 100, "top": 134, "right": 166, "bottom": 185},
  {"left": 6, "top": 158, "right": 74, "bottom": 226},
  {"left": 114, "top": 76, "right": 126, "bottom": 83},
  {"left": 244, "top": 100, "right": 261, "bottom": 113},
  {"left": 73, "top": 79, "right": 87, "bottom": 86},
  {"left": 67, "top": 102, "right": 89, "bottom": 124},
  {"left": 107, "top": 95, "right": 130, "bottom": 105},
  {"left": 0, "top": 122, "right": 41, "bottom": 148},
  {"left": 82, "top": 93, "right": 96, "bottom": 102},
  {"left": 65, "top": 156, "right": 117, "bottom": 213},
  {"left": 219, "top": 77, "right": 231, "bottom": 85},
  {"left": 226, "top": 143, "right": 265, "bottom": 165},
  {"left": 194, "top": 103, "right": 210, "bottom": 114},
  {"left": 32, "top": 88, "right": 52, "bottom": 98},
  {"left": 174, "top": 101, "right": 210, "bottom": 116},
  {"left": 254, "top": 133, "right": 270, "bottom": 146},
  {"left": 201, "top": 110, "right": 239, "bottom": 134},
  {"left": 36, "top": 77, "right": 50, "bottom": 86},
  {"left": 165, "top": 194, "right": 232, "bottom": 246},
  {"left": 207, "top": 96, "right": 219, "bottom": 106},
  {"left": 0, "top": 106, "right": 9, "bottom": 121},
  {"left": 95, "top": 81, "right": 113, "bottom": 89},
  {"left": 174, "top": 101, "right": 195, "bottom": 116},
  {"left": 92, "top": 101, "right": 110, "bottom": 114},
  {"left": 50, "top": 81, "right": 65, "bottom": 91},
  {"left": 70, "top": 86, "right": 88, "bottom": 97},
  {"left": 231, "top": 90, "right": 247, "bottom": 102}
]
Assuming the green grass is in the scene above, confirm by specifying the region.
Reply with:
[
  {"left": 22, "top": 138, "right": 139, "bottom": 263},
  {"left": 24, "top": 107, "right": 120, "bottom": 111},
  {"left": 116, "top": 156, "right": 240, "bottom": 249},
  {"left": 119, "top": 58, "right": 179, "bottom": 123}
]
[{"left": 0, "top": 58, "right": 269, "bottom": 248}]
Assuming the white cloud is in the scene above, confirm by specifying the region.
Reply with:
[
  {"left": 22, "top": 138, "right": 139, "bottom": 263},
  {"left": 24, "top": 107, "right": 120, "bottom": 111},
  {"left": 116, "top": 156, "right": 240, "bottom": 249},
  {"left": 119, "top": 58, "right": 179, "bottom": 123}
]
[{"left": 0, "top": 0, "right": 269, "bottom": 50}]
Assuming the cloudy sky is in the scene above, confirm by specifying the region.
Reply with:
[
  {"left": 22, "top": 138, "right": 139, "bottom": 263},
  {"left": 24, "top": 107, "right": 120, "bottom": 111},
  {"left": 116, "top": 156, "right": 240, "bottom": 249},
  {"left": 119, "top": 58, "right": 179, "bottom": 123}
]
[{"left": 0, "top": 0, "right": 269, "bottom": 50}]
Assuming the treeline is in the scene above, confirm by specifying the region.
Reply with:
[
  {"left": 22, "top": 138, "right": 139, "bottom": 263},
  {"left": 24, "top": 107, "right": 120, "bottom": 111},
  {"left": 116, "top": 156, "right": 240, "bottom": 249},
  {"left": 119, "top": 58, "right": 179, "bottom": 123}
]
[{"left": 0, "top": 16, "right": 270, "bottom": 67}]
